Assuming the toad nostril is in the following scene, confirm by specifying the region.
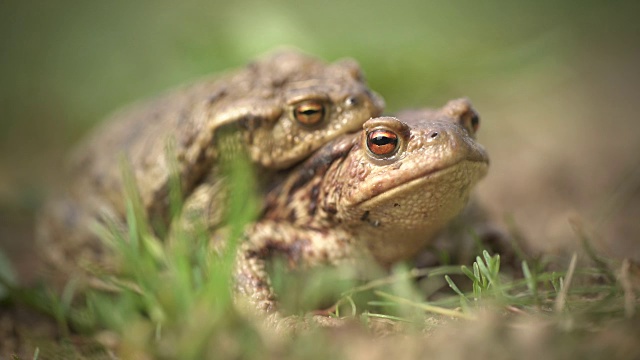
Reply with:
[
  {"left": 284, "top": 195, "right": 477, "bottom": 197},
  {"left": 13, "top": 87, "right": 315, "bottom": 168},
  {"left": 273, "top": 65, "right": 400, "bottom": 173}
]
[
  {"left": 345, "top": 96, "right": 358, "bottom": 107},
  {"left": 429, "top": 131, "right": 439, "bottom": 139}
]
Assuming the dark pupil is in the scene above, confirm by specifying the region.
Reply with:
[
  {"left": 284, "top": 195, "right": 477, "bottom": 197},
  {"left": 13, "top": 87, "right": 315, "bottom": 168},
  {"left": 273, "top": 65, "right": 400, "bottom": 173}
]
[
  {"left": 371, "top": 135, "right": 396, "bottom": 146},
  {"left": 300, "top": 109, "right": 319, "bottom": 115},
  {"left": 471, "top": 115, "right": 479, "bottom": 127}
]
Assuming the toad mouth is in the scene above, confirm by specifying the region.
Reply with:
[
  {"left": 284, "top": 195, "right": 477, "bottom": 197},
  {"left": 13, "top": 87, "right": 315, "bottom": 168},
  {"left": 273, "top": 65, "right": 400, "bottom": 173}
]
[{"left": 357, "top": 159, "right": 489, "bottom": 207}]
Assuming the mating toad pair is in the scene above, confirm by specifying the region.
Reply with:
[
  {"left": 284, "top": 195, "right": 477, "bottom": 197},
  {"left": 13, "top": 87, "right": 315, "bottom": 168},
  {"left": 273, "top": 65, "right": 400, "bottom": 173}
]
[{"left": 37, "top": 50, "right": 488, "bottom": 318}]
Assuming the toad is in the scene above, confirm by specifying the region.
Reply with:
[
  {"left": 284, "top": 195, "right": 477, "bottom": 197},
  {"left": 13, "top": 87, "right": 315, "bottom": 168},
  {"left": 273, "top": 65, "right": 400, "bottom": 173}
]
[{"left": 37, "top": 50, "right": 384, "bottom": 283}]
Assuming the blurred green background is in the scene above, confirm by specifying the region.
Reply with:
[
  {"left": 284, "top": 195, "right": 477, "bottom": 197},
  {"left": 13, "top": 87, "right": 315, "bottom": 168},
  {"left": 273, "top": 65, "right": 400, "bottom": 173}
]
[{"left": 1, "top": 0, "right": 639, "bottom": 275}]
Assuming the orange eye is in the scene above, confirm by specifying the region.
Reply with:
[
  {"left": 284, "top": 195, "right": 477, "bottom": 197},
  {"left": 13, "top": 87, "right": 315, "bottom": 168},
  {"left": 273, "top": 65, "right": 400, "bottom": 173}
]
[
  {"left": 293, "top": 100, "right": 326, "bottom": 126},
  {"left": 367, "top": 129, "right": 399, "bottom": 156}
]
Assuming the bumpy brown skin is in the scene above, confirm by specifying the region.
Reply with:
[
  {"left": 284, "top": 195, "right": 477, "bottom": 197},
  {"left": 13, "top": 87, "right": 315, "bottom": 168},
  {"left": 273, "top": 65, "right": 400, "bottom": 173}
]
[
  {"left": 37, "top": 50, "right": 384, "bottom": 284},
  {"left": 235, "top": 99, "right": 489, "bottom": 314}
]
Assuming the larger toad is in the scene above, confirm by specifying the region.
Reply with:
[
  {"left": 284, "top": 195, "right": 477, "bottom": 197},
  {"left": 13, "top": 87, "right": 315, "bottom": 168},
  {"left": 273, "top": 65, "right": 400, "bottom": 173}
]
[
  {"left": 235, "top": 98, "right": 489, "bottom": 313},
  {"left": 37, "top": 50, "right": 384, "bottom": 283}
]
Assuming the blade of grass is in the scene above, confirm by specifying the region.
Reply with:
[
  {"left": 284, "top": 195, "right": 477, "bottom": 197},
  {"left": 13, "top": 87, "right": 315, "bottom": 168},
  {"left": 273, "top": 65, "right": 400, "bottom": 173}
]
[
  {"left": 375, "top": 290, "right": 475, "bottom": 320},
  {"left": 522, "top": 260, "right": 539, "bottom": 306},
  {"left": 555, "top": 253, "right": 578, "bottom": 313},
  {"left": 444, "top": 275, "right": 467, "bottom": 300}
]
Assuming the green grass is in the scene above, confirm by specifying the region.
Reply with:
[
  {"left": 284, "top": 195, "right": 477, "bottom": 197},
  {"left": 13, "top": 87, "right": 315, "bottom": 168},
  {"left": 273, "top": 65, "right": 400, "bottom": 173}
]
[
  {"left": 27, "top": 229, "right": 640, "bottom": 358},
  {"left": 3, "top": 228, "right": 639, "bottom": 359}
]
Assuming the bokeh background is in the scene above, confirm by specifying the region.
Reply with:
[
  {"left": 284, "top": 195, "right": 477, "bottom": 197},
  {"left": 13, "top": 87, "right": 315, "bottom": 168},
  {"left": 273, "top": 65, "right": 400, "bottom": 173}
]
[{"left": 1, "top": 0, "right": 639, "bottom": 279}]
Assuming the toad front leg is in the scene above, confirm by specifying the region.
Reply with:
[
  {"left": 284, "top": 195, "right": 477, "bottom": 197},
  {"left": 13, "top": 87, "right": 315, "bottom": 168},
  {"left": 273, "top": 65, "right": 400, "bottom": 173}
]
[{"left": 233, "top": 220, "right": 366, "bottom": 315}]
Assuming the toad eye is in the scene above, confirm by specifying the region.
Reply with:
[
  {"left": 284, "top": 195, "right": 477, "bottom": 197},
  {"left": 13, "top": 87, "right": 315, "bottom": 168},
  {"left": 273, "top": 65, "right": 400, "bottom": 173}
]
[
  {"left": 470, "top": 114, "right": 480, "bottom": 133},
  {"left": 293, "top": 100, "right": 326, "bottom": 126},
  {"left": 367, "top": 129, "right": 399, "bottom": 156},
  {"left": 460, "top": 113, "right": 480, "bottom": 136}
]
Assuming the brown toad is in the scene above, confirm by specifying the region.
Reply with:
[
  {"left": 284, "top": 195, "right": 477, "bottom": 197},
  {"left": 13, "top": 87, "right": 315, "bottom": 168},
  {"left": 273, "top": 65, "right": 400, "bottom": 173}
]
[
  {"left": 234, "top": 98, "right": 489, "bottom": 313},
  {"left": 37, "top": 50, "right": 384, "bottom": 284}
]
